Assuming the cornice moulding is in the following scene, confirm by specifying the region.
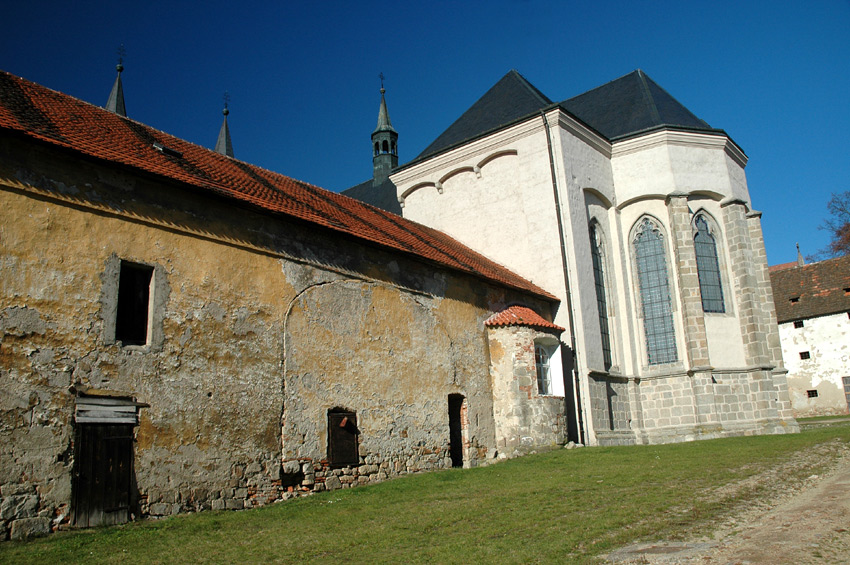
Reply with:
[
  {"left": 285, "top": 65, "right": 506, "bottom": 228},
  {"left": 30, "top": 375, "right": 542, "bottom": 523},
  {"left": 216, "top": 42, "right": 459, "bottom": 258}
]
[{"left": 611, "top": 130, "right": 748, "bottom": 168}]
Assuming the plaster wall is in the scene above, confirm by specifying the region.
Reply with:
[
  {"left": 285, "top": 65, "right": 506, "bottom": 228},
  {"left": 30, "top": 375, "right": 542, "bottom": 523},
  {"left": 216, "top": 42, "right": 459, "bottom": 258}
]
[
  {"left": 611, "top": 132, "right": 748, "bottom": 207},
  {"left": 779, "top": 313, "right": 850, "bottom": 417},
  {"left": 396, "top": 122, "right": 565, "bottom": 302},
  {"left": 0, "top": 136, "right": 562, "bottom": 538}
]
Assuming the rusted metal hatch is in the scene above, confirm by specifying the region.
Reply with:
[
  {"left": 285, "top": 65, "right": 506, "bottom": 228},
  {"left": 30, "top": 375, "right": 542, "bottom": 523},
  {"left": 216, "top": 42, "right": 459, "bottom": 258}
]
[
  {"left": 72, "top": 396, "right": 145, "bottom": 528},
  {"left": 328, "top": 409, "right": 359, "bottom": 467}
]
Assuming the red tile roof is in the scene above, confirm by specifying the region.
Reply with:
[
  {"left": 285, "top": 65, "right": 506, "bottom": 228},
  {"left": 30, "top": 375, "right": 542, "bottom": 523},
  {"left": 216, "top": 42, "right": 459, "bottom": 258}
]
[
  {"left": 484, "top": 305, "right": 564, "bottom": 331},
  {"left": 0, "top": 71, "right": 556, "bottom": 301},
  {"left": 768, "top": 261, "right": 798, "bottom": 273},
  {"left": 770, "top": 255, "right": 850, "bottom": 323}
]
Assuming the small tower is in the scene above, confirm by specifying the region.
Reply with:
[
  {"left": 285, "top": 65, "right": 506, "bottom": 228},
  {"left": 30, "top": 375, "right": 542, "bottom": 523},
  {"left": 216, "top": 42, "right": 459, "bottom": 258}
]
[
  {"left": 372, "top": 74, "right": 398, "bottom": 186},
  {"left": 105, "top": 46, "right": 127, "bottom": 117},
  {"left": 214, "top": 92, "right": 234, "bottom": 158}
]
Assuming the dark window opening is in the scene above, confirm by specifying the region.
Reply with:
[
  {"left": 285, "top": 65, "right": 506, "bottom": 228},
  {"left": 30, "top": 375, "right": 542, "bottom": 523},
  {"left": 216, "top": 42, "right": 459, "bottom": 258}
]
[
  {"left": 328, "top": 409, "right": 359, "bottom": 467},
  {"left": 807, "top": 389, "right": 819, "bottom": 398},
  {"left": 790, "top": 297, "right": 799, "bottom": 304},
  {"left": 448, "top": 394, "right": 464, "bottom": 468},
  {"left": 793, "top": 320, "right": 804, "bottom": 328},
  {"left": 116, "top": 262, "right": 153, "bottom": 346},
  {"left": 800, "top": 351, "right": 811, "bottom": 360},
  {"left": 382, "top": 140, "right": 389, "bottom": 153},
  {"left": 373, "top": 141, "right": 379, "bottom": 156},
  {"left": 590, "top": 224, "right": 612, "bottom": 371},
  {"left": 844, "top": 287, "right": 850, "bottom": 296}
]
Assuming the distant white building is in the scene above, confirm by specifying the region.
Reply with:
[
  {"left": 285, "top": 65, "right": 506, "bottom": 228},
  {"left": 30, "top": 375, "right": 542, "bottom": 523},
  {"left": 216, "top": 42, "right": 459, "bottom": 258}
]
[{"left": 770, "top": 255, "right": 850, "bottom": 417}]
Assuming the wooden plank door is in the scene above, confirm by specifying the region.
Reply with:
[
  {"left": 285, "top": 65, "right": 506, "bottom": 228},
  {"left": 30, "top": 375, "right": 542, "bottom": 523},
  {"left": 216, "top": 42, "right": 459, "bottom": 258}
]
[{"left": 72, "top": 424, "right": 134, "bottom": 527}]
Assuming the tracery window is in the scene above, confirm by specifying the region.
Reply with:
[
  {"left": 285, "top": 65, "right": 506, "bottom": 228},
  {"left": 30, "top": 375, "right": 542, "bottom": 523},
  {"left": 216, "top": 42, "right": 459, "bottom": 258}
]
[
  {"left": 693, "top": 214, "right": 725, "bottom": 313},
  {"left": 590, "top": 223, "right": 613, "bottom": 371},
  {"left": 633, "top": 217, "right": 677, "bottom": 365}
]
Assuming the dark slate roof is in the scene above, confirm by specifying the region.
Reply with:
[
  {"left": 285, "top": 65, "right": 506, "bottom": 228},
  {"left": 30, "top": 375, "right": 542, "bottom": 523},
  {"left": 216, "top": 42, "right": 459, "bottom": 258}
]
[
  {"left": 341, "top": 177, "right": 402, "bottom": 215},
  {"left": 0, "top": 70, "right": 556, "bottom": 301},
  {"left": 417, "top": 70, "right": 552, "bottom": 159},
  {"left": 560, "top": 70, "right": 713, "bottom": 140},
  {"left": 411, "top": 69, "right": 719, "bottom": 165},
  {"left": 770, "top": 255, "right": 850, "bottom": 323}
]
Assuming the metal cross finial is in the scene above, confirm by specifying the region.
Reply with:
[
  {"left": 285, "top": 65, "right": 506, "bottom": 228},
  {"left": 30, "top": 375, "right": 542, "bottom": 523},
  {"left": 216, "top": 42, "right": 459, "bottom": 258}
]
[
  {"left": 222, "top": 91, "right": 230, "bottom": 116},
  {"left": 379, "top": 72, "right": 385, "bottom": 91},
  {"left": 117, "top": 44, "right": 126, "bottom": 66}
]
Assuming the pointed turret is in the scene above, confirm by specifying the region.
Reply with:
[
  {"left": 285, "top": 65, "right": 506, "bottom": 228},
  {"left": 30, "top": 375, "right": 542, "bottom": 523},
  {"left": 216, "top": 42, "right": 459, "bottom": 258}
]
[
  {"left": 105, "top": 47, "right": 127, "bottom": 117},
  {"left": 214, "top": 93, "right": 234, "bottom": 158},
  {"left": 796, "top": 243, "right": 805, "bottom": 267},
  {"left": 371, "top": 74, "right": 398, "bottom": 185}
]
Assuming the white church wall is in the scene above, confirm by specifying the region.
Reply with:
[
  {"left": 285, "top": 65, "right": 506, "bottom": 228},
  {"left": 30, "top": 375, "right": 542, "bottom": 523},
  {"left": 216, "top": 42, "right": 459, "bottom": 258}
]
[
  {"left": 780, "top": 312, "right": 850, "bottom": 417},
  {"left": 394, "top": 120, "right": 565, "bottom": 304}
]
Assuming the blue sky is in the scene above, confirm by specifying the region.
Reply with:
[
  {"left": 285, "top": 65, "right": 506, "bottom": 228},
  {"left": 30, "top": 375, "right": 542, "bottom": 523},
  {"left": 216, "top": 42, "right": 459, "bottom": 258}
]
[{"left": 2, "top": 1, "right": 848, "bottom": 265}]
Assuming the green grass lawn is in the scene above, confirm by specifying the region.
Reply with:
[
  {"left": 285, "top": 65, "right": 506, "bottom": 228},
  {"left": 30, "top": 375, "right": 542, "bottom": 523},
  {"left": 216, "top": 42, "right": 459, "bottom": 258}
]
[{"left": 4, "top": 423, "right": 850, "bottom": 564}]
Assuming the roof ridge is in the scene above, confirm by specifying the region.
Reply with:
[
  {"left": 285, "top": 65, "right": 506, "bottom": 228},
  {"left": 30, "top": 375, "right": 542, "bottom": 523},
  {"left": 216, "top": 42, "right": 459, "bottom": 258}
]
[
  {"left": 0, "top": 69, "right": 557, "bottom": 302},
  {"left": 635, "top": 69, "right": 662, "bottom": 124}
]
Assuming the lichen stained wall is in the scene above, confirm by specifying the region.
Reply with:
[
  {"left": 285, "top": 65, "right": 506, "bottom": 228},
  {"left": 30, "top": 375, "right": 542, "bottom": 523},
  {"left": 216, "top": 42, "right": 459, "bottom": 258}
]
[
  {"left": 0, "top": 135, "right": 560, "bottom": 538},
  {"left": 486, "top": 326, "right": 566, "bottom": 455},
  {"left": 0, "top": 138, "right": 290, "bottom": 537}
]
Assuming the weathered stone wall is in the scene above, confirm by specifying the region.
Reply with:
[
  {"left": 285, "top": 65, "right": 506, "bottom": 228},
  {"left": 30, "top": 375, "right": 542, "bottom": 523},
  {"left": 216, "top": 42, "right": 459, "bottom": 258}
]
[
  {"left": 587, "top": 375, "right": 633, "bottom": 443},
  {"left": 486, "top": 326, "right": 566, "bottom": 456},
  {"left": 0, "top": 136, "right": 560, "bottom": 538}
]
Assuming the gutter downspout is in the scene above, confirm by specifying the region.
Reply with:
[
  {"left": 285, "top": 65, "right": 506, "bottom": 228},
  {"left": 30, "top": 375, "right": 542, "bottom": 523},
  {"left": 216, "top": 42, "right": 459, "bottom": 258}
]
[{"left": 541, "top": 109, "right": 585, "bottom": 445}]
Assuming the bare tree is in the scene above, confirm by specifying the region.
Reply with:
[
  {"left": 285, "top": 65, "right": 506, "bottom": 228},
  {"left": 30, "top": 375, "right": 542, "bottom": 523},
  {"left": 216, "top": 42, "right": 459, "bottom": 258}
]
[{"left": 816, "top": 191, "right": 850, "bottom": 258}]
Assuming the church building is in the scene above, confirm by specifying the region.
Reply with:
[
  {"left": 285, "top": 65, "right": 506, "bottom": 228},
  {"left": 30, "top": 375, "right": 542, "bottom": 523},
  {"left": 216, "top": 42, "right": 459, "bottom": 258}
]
[{"left": 346, "top": 70, "right": 798, "bottom": 446}]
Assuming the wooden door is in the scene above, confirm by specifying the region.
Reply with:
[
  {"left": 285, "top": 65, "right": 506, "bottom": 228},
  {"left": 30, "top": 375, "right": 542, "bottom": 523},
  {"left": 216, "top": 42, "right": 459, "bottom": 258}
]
[{"left": 72, "top": 424, "right": 134, "bottom": 527}]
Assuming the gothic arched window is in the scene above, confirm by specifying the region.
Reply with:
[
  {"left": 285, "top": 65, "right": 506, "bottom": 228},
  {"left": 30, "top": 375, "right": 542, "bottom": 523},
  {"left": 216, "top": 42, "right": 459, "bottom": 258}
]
[
  {"left": 374, "top": 141, "right": 379, "bottom": 156},
  {"left": 382, "top": 140, "right": 389, "bottom": 153},
  {"left": 693, "top": 214, "right": 725, "bottom": 313},
  {"left": 633, "top": 217, "right": 677, "bottom": 365},
  {"left": 590, "top": 223, "right": 612, "bottom": 371}
]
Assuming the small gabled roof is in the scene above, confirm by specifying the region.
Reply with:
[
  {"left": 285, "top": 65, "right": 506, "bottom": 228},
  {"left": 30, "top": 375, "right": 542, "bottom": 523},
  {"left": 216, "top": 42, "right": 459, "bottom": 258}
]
[
  {"left": 0, "top": 70, "right": 556, "bottom": 302},
  {"left": 417, "top": 70, "right": 551, "bottom": 159},
  {"left": 485, "top": 305, "right": 564, "bottom": 332},
  {"left": 770, "top": 255, "right": 850, "bottom": 323},
  {"left": 560, "top": 70, "right": 713, "bottom": 141}
]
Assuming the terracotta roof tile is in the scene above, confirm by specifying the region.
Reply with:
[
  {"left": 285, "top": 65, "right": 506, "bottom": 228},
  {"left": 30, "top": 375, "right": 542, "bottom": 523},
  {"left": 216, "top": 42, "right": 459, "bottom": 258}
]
[
  {"left": 484, "top": 305, "right": 564, "bottom": 331},
  {"left": 770, "top": 255, "right": 850, "bottom": 323},
  {"left": 0, "top": 71, "right": 556, "bottom": 301}
]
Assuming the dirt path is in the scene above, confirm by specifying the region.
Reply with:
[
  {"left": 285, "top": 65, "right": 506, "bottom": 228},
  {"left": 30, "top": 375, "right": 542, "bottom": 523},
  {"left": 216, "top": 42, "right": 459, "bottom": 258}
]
[{"left": 606, "top": 439, "right": 850, "bottom": 564}]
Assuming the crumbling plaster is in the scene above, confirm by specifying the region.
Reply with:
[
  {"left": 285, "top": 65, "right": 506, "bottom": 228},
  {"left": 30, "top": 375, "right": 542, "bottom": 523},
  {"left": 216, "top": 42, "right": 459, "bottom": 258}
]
[{"left": 1, "top": 136, "right": 559, "bottom": 538}]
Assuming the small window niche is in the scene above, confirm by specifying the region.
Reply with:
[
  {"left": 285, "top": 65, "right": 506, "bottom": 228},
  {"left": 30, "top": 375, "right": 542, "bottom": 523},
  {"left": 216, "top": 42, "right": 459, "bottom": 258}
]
[
  {"left": 799, "top": 351, "right": 811, "bottom": 360},
  {"left": 116, "top": 261, "right": 154, "bottom": 346},
  {"left": 328, "top": 409, "right": 359, "bottom": 468},
  {"left": 793, "top": 320, "right": 804, "bottom": 329},
  {"left": 534, "top": 340, "right": 563, "bottom": 396},
  {"left": 807, "top": 389, "right": 819, "bottom": 398}
]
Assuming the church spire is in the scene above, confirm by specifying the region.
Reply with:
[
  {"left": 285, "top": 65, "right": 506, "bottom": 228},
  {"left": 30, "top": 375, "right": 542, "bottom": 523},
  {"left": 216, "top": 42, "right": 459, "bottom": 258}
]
[
  {"left": 214, "top": 92, "right": 234, "bottom": 158},
  {"left": 105, "top": 45, "right": 127, "bottom": 117},
  {"left": 371, "top": 73, "right": 398, "bottom": 185}
]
